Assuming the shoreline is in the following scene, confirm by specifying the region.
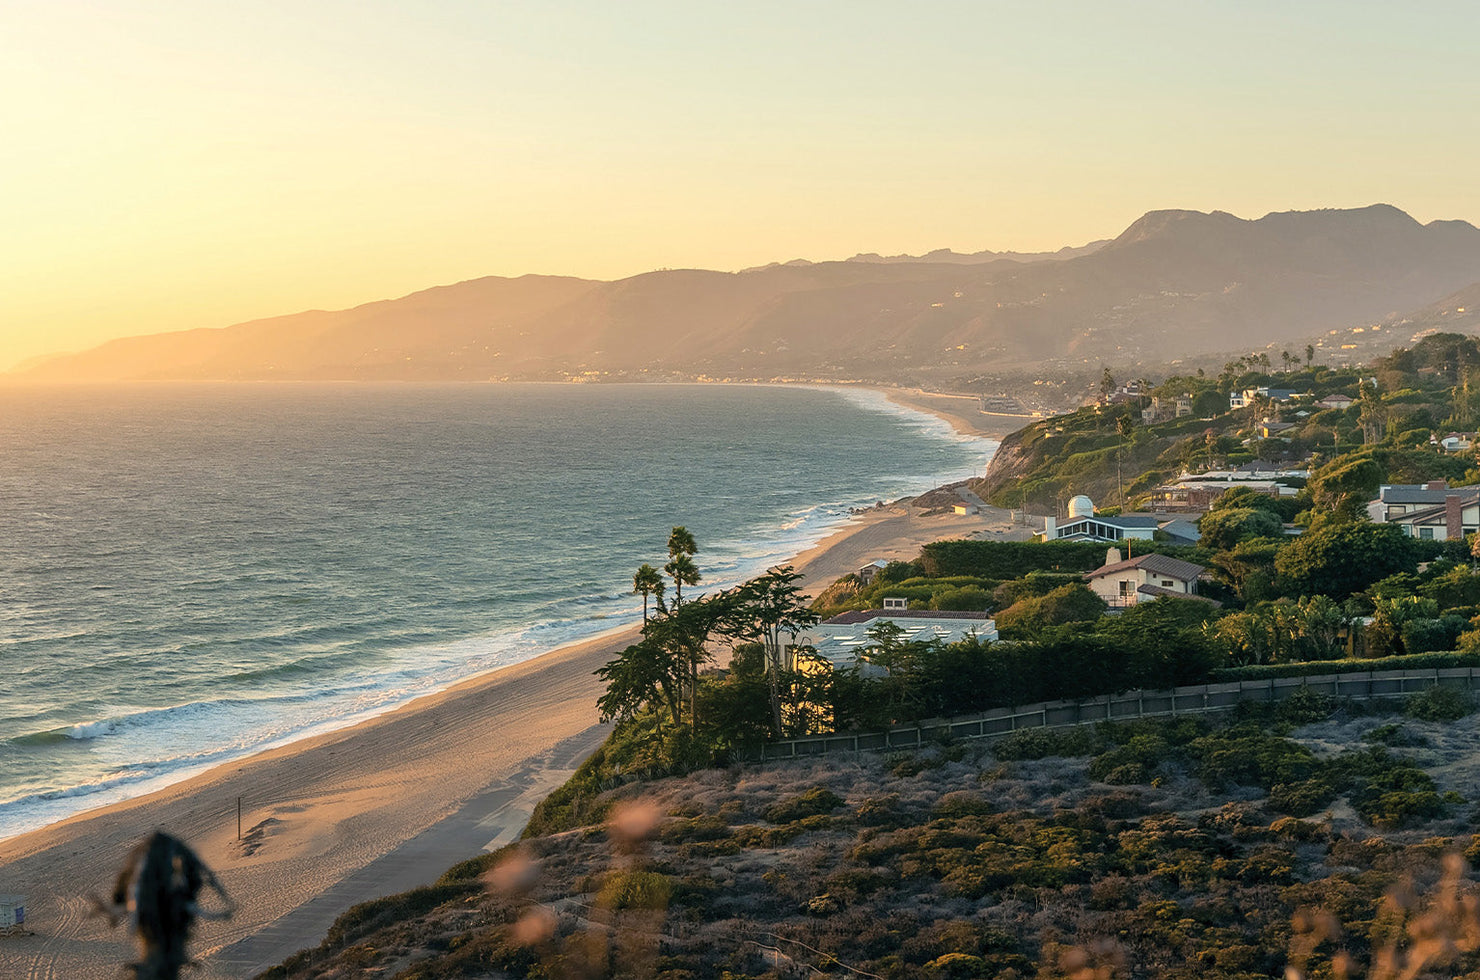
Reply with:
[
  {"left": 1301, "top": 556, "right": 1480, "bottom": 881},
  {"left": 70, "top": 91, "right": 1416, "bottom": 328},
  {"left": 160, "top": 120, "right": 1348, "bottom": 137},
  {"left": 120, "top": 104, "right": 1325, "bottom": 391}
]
[
  {"left": 873, "top": 386, "right": 1030, "bottom": 440},
  {"left": 0, "top": 393, "right": 1013, "bottom": 980},
  {"left": 0, "top": 381, "right": 993, "bottom": 847}
]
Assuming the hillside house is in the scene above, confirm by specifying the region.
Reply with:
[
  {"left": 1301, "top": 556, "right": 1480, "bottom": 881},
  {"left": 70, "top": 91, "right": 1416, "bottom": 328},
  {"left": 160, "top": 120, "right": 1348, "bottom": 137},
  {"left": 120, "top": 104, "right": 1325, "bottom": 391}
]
[
  {"left": 1042, "top": 495, "right": 1158, "bottom": 543},
  {"left": 1436, "top": 432, "right": 1476, "bottom": 454},
  {"left": 1146, "top": 478, "right": 1292, "bottom": 513},
  {"left": 1085, "top": 551, "right": 1206, "bottom": 608},
  {"left": 856, "top": 560, "right": 890, "bottom": 586},
  {"left": 1317, "top": 394, "right": 1355, "bottom": 410},
  {"left": 1382, "top": 489, "right": 1480, "bottom": 541},
  {"left": 1230, "top": 387, "right": 1300, "bottom": 410},
  {"left": 1367, "top": 481, "right": 1453, "bottom": 523},
  {"left": 1141, "top": 394, "right": 1195, "bottom": 424}
]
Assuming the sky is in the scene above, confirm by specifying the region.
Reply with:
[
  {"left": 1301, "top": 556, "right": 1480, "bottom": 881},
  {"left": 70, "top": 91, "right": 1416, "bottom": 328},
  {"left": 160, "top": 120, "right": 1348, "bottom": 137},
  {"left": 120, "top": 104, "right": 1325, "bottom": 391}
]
[{"left": 3, "top": 1, "right": 1478, "bottom": 370}]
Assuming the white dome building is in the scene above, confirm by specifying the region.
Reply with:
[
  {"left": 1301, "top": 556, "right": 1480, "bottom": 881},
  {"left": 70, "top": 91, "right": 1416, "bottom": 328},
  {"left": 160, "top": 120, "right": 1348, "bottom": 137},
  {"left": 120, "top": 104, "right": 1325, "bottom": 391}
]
[{"left": 1042, "top": 492, "right": 1159, "bottom": 543}]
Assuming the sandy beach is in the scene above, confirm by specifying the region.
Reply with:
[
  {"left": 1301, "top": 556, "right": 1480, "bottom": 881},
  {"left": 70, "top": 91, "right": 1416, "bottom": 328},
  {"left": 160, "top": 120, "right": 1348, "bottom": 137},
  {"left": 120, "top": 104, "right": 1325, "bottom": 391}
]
[
  {"left": 878, "top": 386, "right": 1031, "bottom": 440},
  {"left": 0, "top": 429, "right": 1028, "bottom": 980}
]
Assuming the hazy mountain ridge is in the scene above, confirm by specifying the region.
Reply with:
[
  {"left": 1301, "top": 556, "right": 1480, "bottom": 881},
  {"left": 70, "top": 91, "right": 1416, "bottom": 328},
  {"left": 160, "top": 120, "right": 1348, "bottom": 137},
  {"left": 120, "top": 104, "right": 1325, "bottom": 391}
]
[{"left": 12, "top": 205, "right": 1480, "bottom": 382}]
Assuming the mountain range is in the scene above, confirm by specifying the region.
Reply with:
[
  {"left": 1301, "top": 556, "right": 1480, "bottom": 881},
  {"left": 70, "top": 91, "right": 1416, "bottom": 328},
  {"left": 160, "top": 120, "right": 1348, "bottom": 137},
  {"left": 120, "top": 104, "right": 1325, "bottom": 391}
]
[{"left": 12, "top": 204, "right": 1480, "bottom": 383}]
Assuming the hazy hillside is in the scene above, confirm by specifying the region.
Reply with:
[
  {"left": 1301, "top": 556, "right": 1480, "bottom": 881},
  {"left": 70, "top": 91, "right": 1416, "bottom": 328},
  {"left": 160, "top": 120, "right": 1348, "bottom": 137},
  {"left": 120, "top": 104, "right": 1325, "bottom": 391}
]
[
  {"left": 13, "top": 205, "right": 1480, "bottom": 383},
  {"left": 1387, "top": 281, "right": 1480, "bottom": 337}
]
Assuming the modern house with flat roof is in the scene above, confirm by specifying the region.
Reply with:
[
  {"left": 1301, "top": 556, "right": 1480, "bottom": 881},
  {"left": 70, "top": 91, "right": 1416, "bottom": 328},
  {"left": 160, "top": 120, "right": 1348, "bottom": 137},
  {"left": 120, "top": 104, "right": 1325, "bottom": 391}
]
[
  {"left": 1041, "top": 495, "right": 1159, "bottom": 543},
  {"left": 794, "top": 609, "right": 998, "bottom": 672}
]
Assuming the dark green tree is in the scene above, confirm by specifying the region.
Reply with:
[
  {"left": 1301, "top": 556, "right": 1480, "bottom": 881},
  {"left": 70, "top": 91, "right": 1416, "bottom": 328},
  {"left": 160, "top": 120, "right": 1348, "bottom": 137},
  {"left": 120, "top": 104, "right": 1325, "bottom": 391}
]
[
  {"left": 1307, "top": 451, "right": 1384, "bottom": 517},
  {"left": 595, "top": 636, "right": 684, "bottom": 729},
  {"left": 717, "top": 566, "right": 820, "bottom": 736},
  {"left": 1275, "top": 521, "right": 1419, "bottom": 598},
  {"left": 632, "top": 563, "right": 665, "bottom": 623},
  {"left": 644, "top": 591, "right": 728, "bottom": 729},
  {"left": 1197, "top": 507, "right": 1283, "bottom": 551},
  {"left": 995, "top": 583, "right": 1105, "bottom": 639}
]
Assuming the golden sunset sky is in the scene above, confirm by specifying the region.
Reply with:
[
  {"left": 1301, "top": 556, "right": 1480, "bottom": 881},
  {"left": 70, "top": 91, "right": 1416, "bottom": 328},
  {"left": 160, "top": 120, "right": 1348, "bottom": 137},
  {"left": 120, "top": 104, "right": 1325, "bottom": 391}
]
[{"left": 3, "top": 1, "right": 1477, "bottom": 370}]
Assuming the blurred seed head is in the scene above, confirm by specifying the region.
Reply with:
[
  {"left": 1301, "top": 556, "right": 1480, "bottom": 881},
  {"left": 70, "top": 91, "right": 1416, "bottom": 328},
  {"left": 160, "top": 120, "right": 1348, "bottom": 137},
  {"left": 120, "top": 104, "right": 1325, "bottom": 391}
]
[
  {"left": 511, "top": 907, "right": 557, "bottom": 947},
  {"left": 484, "top": 848, "right": 540, "bottom": 897},
  {"left": 606, "top": 800, "right": 661, "bottom": 851}
]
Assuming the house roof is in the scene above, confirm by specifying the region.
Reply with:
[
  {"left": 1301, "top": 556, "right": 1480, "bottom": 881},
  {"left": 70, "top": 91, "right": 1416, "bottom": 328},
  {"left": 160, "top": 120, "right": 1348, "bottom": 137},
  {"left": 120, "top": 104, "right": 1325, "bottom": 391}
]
[
  {"left": 1377, "top": 485, "right": 1452, "bottom": 505},
  {"left": 1157, "top": 519, "right": 1202, "bottom": 544},
  {"left": 1058, "top": 514, "right": 1161, "bottom": 530},
  {"left": 823, "top": 609, "right": 995, "bottom": 625},
  {"left": 1087, "top": 552, "right": 1206, "bottom": 582}
]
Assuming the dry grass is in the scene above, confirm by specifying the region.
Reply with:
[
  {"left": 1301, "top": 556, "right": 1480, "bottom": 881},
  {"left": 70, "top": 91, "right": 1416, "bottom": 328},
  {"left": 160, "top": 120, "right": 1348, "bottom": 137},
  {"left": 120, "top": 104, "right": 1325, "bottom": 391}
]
[{"left": 261, "top": 708, "right": 1480, "bottom": 979}]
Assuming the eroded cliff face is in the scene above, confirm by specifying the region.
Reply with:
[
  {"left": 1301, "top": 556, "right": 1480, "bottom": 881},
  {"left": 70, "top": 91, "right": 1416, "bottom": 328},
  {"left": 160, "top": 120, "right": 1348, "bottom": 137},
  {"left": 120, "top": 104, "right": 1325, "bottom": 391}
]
[{"left": 973, "top": 425, "right": 1036, "bottom": 500}]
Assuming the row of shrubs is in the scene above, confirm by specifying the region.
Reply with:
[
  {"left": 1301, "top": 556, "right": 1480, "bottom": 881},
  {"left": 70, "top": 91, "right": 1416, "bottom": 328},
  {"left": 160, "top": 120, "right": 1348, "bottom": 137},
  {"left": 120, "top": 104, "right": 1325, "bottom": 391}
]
[
  {"left": 1211, "top": 649, "right": 1480, "bottom": 681},
  {"left": 995, "top": 687, "right": 1473, "bottom": 827}
]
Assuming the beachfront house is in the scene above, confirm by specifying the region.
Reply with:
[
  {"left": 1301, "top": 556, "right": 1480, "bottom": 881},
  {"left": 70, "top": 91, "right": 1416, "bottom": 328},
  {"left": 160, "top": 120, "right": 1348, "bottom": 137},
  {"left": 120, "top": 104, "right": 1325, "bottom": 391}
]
[
  {"left": 794, "top": 609, "right": 998, "bottom": 673},
  {"left": 856, "top": 559, "right": 890, "bottom": 586},
  {"left": 1041, "top": 495, "right": 1158, "bottom": 543},
  {"left": 1085, "top": 550, "right": 1206, "bottom": 608}
]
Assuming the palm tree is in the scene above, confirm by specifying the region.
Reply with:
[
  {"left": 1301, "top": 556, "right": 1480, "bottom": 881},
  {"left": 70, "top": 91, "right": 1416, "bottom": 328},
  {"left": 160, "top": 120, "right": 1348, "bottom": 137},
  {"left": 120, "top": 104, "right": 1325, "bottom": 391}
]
[
  {"left": 1116, "top": 413, "right": 1133, "bottom": 508},
  {"left": 1358, "top": 383, "right": 1386, "bottom": 444},
  {"left": 664, "top": 526, "right": 703, "bottom": 726},
  {"left": 633, "top": 563, "right": 664, "bottom": 623},
  {"left": 665, "top": 526, "right": 700, "bottom": 607}
]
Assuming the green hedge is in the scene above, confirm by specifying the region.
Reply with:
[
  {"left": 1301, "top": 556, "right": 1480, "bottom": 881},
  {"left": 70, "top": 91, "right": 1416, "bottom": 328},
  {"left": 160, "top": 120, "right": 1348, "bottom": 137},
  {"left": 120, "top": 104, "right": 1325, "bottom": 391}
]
[
  {"left": 1211, "top": 651, "right": 1480, "bottom": 682},
  {"left": 921, "top": 539, "right": 1209, "bottom": 578}
]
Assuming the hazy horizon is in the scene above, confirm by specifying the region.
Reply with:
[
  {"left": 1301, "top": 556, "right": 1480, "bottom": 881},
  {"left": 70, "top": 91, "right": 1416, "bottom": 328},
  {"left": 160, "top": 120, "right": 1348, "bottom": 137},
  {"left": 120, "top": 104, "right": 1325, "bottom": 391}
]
[{"left": 4, "top": 1, "right": 1478, "bottom": 370}]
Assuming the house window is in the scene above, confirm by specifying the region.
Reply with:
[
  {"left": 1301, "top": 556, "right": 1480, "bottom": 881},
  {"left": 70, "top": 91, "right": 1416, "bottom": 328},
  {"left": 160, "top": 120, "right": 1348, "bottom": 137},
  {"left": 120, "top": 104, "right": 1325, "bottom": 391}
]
[
  {"left": 1419, "top": 527, "right": 1434, "bottom": 540},
  {"left": 1160, "top": 580, "right": 1174, "bottom": 588},
  {"left": 1118, "top": 580, "right": 1134, "bottom": 597}
]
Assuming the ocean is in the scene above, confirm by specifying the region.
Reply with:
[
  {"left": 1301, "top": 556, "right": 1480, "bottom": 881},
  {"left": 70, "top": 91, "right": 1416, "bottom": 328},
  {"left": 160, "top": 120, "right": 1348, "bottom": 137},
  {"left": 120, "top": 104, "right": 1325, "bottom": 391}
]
[{"left": 0, "top": 382, "right": 993, "bottom": 839}]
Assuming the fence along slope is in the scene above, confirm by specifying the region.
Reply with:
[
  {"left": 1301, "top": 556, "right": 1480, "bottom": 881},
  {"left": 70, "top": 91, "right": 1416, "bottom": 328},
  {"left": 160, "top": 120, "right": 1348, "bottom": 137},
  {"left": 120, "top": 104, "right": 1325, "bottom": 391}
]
[{"left": 751, "top": 666, "right": 1480, "bottom": 760}]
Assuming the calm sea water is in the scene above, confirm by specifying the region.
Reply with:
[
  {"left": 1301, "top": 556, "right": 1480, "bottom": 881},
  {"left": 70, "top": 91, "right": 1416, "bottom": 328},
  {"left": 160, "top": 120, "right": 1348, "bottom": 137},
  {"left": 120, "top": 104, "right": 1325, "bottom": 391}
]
[{"left": 0, "top": 383, "right": 992, "bottom": 839}]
